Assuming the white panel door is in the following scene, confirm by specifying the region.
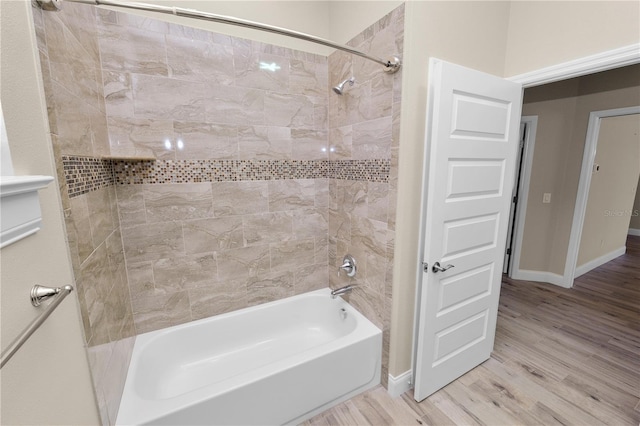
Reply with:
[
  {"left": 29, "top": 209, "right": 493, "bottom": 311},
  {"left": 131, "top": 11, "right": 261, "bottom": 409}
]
[{"left": 414, "top": 59, "right": 523, "bottom": 401}]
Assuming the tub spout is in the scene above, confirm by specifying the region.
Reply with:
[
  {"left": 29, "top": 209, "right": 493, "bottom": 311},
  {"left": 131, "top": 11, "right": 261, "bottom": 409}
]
[{"left": 331, "top": 285, "right": 354, "bottom": 299}]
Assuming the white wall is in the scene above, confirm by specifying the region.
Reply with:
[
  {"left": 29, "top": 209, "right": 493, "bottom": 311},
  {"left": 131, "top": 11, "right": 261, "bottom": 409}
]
[{"left": 0, "top": 1, "right": 100, "bottom": 424}]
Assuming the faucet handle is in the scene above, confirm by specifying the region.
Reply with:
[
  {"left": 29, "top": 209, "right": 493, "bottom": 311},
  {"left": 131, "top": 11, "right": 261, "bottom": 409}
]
[{"left": 338, "top": 255, "right": 357, "bottom": 278}]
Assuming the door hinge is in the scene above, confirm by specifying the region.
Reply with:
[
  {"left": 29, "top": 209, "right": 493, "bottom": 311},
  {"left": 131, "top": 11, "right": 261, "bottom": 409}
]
[
  {"left": 513, "top": 195, "right": 518, "bottom": 204},
  {"left": 422, "top": 262, "right": 429, "bottom": 273},
  {"left": 506, "top": 248, "right": 512, "bottom": 255}
]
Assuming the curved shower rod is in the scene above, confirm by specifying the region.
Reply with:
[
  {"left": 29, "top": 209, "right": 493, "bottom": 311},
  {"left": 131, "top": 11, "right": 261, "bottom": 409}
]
[{"left": 36, "top": 0, "right": 401, "bottom": 73}]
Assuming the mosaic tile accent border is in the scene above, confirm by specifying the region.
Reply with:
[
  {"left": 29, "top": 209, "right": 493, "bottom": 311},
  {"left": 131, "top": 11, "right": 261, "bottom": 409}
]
[
  {"left": 62, "top": 155, "right": 114, "bottom": 197},
  {"left": 111, "top": 159, "right": 332, "bottom": 184},
  {"left": 63, "top": 157, "right": 390, "bottom": 197},
  {"left": 112, "top": 159, "right": 390, "bottom": 184},
  {"left": 330, "top": 160, "right": 391, "bottom": 183}
]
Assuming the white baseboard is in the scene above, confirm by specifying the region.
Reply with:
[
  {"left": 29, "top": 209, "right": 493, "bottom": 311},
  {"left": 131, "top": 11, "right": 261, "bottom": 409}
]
[
  {"left": 628, "top": 228, "right": 640, "bottom": 237},
  {"left": 575, "top": 246, "right": 626, "bottom": 278},
  {"left": 387, "top": 370, "right": 413, "bottom": 398},
  {"left": 510, "top": 269, "right": 569, "bottom": 288}
]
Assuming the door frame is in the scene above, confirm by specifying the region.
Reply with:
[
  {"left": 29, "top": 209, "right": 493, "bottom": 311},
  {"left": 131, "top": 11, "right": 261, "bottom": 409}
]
[
  {"left": 506, "top": 42, "right": 640, "bottom": 288},
  {"left": 408, "top": 42, "right": 640, "bottom": 395},
  {"left": 564, "top": 106, "right": 640, "bottom": 285},
  {"left": 506, "top": 115, "right": 538, "bottom": 278},
  {"left": 507, "top": 43, "right": 640, "bottom": 89}
]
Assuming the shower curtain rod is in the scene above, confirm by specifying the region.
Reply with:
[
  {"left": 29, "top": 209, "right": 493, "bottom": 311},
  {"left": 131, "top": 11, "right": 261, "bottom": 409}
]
[{"left": 36, "top": 0, "right": 401, "bottom": 73}]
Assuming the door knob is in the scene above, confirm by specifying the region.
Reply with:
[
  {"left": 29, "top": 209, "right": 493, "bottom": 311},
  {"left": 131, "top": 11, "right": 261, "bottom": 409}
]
[{"left": 432, "top": 262, "right": 454, "bottom": 273}]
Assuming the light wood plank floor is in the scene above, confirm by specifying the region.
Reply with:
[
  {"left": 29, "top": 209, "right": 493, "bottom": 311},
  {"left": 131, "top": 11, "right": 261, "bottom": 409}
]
[{"left": 303, "top": 235, "right": 640, "bottom": 425}]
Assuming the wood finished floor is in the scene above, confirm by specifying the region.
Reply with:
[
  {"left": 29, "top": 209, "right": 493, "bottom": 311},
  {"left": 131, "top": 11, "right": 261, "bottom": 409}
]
[{"left": 303, "top": 235, "right": 640, "bottom": 425}]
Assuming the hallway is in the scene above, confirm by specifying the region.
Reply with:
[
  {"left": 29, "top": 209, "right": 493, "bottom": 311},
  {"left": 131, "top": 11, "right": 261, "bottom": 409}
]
[{"left": 305, "top": 235, "right": 640, "bottom": 425}]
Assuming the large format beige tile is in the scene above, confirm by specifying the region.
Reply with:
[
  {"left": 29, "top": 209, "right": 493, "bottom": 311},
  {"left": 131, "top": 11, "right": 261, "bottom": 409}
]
[
  {"left": 216, "top": 245, "right": 271, "bottom": 281},
  {"left": 293, "top": 208, "right": 328, "bottom": 239},
  {"left": 246, "top": 270, "right": 294, "bottom": 307},
  {"left": 132, "top": 74, "right": 208, "bottom": 121},
  {"left": 352, "top": 116, "right": 392, "bottom": 160},
  {"left": 144, "top": 183, "right": 214, "bottom": 223},
  {"left": 98, "top": 23, "right": 168, "bottom": 76},
  {"left": 174, "top": 121, "right": 238, "bottom": 160},
  {"left": 183, "top": 216, "right": 244, "bottom": 255},
  {"left": 49, "top": 80, "right": 94, "bottom": 156},
  {"left": 166, "top": 35, "right": 234, "bottom": 85},
  {"left": 235, "top": 50, "right": 290, "bottom": 92},
  {"left": 49, "top": 59, "right": 103, "bottom": 111},
  {"left": 290, "top": 59, "right": 328, "bottom": 98},
  {"left": 152, "top": 253, "right": 218, "bottom": 291},
  {"left": 122, "top": 222, "right": 185, "bottom": 263},
  {"left": 243, "top": 212, "right": 294, "bottom": 246},
  {"left": 189, "top": 280, "right": 248, "bottom": 320},
  {"left": 238, "top": 126, "right": 292, "bottom": 160},
  {"left": 329, "top": 125, "right": 353, "bottom": 160},
  {"left": 204, "top": 84, "right": 265, "bottom": 126},
  {"left": 115, "top": 185, "right": 147, "bottom": 228},
  {"left": 291, "top": 129, "right": 328, "bottom": 160},
  {"left": 367, "top": 182, "right": 389, "bottom": 223},
  {"left": 69, "top": 194, "right": 95, "bottom": 263},
  {"left": 264, "top": 92, "right": 314, "bottom": 128},
  {"left": 107, "top": 117, "right": 175, "bottom": 159},
  {"left": 132, "top": 291, "right": 192, "bottom": 334},
  {"left": 294, "top": 263, "right": 329, "bottom": 295},
  {"left": 270, "top": 238, "right": 315, "bottom": 272},
  {"left": 102, "top": 70, "right": 134, "bottom": 118},
  {"left": 126, "top": 261, "right": 155, "bottom": 300},
  {"left": 268, "top": 179, "right": 315, "bottom": 212},
  {"left": 211, "top": 181, "right": 269, "bottom": 217},
  {"left": 86, "top": 187, "right": 116, "bottom": 245}
]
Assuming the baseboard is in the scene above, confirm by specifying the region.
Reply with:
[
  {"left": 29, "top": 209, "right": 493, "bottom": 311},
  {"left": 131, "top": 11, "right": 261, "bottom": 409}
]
[
  {"left": 510, "top": 269, "right": 569, "bottom": 288},
  {"left": 629, "top": 228, "right": 640, "bottom": 237},
  {"left": 575, "top": 246, "right": 626, "bottom": 278},
  {"left": 387, "top": 370, "right": 413, "bottom": 398}
]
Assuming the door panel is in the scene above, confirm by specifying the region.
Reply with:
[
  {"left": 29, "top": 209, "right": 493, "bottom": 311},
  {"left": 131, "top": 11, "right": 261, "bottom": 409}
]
[{"left": 414, "top": 59, "right": 523, "bottom": 401}]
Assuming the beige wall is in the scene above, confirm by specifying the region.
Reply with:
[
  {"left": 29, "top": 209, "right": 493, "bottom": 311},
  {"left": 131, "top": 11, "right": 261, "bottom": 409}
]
[
  {"left": 328, "top": 1, "right": 403, "bottom": 44},
  {"left": 107, "top": 1, "right": 405, "bottom": 56},
  {"left": 7, "top": 0, "right": 640, "bottom": 408},
  {"left": 520, "top": 65, "right": 640, "bottom": 275},
  {"left": 518, "top": 79, "right": 580, "bottom": 273},
  {"left": 631, "top": 177, "right": 640, "bottom": 231},
  {"left": 390, "top": 0, "right": 512, "bottom": 377},
  {"left": 0, "top": 1, "right": 100, "bottom": 424},
  {"left": 505, "top": 1, "right": 640, "bottom": 77},
  {"left": 99, "top": 0, "right": 333, "bottom": 55},
  {"left": 390, "top": 1, "right": 640, "bottom": 378},
  {"left": 578, "top": 114, "right": 640, "bottom": 266}
]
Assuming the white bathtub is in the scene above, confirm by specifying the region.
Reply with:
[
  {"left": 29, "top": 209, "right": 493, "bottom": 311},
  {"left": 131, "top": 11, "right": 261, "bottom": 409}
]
[{"left": 115, "top": 288, "right": 382, "bottom": 425}]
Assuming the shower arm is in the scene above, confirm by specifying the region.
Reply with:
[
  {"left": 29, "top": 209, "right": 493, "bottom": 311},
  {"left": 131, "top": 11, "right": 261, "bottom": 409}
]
[{"left": 36, "top": 0, "right": 401, "bottom": 73}]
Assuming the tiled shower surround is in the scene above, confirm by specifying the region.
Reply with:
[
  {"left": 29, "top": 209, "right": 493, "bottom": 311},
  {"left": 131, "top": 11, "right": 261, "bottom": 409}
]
[{"left": 33, "top": 2, "right": 402, "bottom": 424}]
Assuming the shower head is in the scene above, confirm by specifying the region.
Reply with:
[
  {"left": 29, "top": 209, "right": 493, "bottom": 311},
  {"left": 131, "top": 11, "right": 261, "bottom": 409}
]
[{"left": 332, "top": 77, "right": 355, "bottom": 95}]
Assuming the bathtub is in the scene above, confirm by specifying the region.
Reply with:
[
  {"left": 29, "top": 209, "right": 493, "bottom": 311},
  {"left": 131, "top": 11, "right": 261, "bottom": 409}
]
[{"left": 115, "top": 288, "right": 382, "bottom": 425}]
